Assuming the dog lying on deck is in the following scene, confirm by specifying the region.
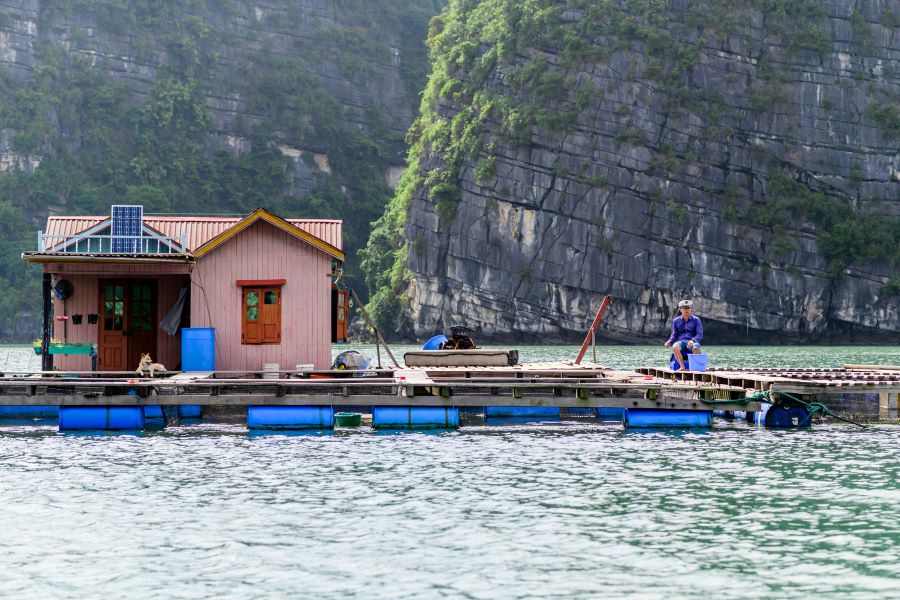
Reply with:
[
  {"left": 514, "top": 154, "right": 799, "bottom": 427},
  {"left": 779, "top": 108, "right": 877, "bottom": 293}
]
[{"left": 136, "top": 353, "right": 167, "bottom": 377}]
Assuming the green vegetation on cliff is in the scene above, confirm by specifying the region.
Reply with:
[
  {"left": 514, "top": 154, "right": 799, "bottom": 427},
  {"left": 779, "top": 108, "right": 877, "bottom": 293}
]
[
  {"left": 362, "top": 0, "right": 900, "bottom": 333},
  {"left": 0, "top": 0, "right": 442, "bottom": 340}
]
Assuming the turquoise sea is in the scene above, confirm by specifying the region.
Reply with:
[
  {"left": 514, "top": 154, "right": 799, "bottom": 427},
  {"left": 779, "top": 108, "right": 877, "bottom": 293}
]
[
  {"left": 341, "top": 343, "right": 900, "bottom": 370},
  {"left": 1, "top": 345, "right": 898, "bottom": 599}
]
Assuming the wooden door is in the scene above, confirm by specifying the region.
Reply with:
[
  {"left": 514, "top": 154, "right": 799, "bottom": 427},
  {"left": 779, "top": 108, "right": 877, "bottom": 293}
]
[
  {"left": 99, "top": 281, "right": 127, "bottom": 370},
  {"left": 98, "top": 280, "right": 157, "bottom": 371},
  {"left": 126, "top": 282, "right": 156, "bottom": 370}
]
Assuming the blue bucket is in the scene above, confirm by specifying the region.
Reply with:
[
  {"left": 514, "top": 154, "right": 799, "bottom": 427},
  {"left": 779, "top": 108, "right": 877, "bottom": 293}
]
[{"left": 669, "top": 353, "right": 709, "bottom": 372}]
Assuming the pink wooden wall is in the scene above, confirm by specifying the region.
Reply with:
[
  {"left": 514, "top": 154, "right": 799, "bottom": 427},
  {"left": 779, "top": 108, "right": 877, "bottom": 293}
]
[
  {"left": 189, "top": 220, "right": 333, "bottom": 371},
  {"left": 46, "top": 263, "right": 190, "bottom": 371}
]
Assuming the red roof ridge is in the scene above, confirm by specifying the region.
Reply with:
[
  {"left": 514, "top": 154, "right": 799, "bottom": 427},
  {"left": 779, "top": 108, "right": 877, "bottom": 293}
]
[{"left": 141, "top": 216, "right": 343, "bottom": 224}]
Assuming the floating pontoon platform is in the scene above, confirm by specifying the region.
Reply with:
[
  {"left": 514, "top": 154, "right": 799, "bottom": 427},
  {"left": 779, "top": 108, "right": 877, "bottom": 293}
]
[{"left": 0, "top": 362, "right": 897, "bottom": 429}]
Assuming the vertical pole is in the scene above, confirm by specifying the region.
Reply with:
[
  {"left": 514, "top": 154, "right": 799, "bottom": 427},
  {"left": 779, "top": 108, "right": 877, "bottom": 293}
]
[
  {"left": 41, "top": 272, "right": 53, "bottom": 372},
  {"left": 591, "top": 331, "right": 596, "bottom": 364},
  {"left": 349, "top": 289, "right": 399, "bottom": 368},
  {"left": 574, "top": 295, "right": 612, "bottom": 365},
  {"left": 376, "top": 338, "right": 383, "bottom": 369},
  {"left": 878, "top": 393, "right": 889, "bottom": 421}
]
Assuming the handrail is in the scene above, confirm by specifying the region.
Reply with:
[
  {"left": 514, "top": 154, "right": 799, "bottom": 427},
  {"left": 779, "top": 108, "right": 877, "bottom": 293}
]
[{"left": 38, "top": 232, "right": 188, "bottom": 254}]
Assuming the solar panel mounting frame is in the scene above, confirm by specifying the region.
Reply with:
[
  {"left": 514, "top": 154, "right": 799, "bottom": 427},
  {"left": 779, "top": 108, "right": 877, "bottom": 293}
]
[{"left": 111, "top": 205, "right": 143, "bottom": 253}]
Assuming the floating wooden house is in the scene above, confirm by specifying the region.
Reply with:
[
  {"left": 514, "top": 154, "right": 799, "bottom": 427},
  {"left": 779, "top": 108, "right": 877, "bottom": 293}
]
[{"left": 23, "top": 206, "right": 346, "bottom": 372}]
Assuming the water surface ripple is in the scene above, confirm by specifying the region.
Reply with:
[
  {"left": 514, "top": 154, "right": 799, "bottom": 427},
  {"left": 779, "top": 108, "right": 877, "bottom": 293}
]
[{"left": 1, "top": 422, "right": 898, "bottom": 599}]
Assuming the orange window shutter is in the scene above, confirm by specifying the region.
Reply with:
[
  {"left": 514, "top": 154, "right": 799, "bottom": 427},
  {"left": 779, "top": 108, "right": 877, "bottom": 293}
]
[
  {"left": 275, "top": 288, "right": 281, "bottom": 342},
  {"left": 243, "top": 288, "right": 262, "bottom": 344},
  {"left": 239, "top": 284, "right": 282, "bottom": 344},
  {"left": 260, "top": 287, "right": 282, "bottom": 344},
  {"left": 241, "top": 289, "right": 247, "bottom": 343}
]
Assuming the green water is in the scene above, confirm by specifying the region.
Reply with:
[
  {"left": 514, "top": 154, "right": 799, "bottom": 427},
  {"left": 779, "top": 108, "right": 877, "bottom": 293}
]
[
  {"left": 5, "top": 343, "right": 899, "bottom": 371},
  {"left": 341, "top": 343, "right": 900, "bottom": 370},
  {"left": 0, "top": 345, "right": 898, "bottom": 598}
]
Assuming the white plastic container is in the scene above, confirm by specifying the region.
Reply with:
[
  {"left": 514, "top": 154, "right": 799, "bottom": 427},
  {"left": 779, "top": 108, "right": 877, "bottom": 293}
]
[{"left": 262, "top": 363, "right": 280, "bottom": 379}]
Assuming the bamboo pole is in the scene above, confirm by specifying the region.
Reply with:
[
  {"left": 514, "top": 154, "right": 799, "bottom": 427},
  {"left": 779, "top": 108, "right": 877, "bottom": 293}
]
[
  {"left": 350, "top": 289, "right": 400, "bottom": 368},
  {"left": 843, "top": 364, "right": 900, "bottom": 371},
  {"left": 575, "top": 296, "right": 611, "bottom": 365}
]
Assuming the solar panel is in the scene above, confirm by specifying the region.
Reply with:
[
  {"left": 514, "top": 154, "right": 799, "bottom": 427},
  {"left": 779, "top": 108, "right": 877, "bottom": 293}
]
[{"left": 111, "top": 205, "right": 143, "bottom": 253}]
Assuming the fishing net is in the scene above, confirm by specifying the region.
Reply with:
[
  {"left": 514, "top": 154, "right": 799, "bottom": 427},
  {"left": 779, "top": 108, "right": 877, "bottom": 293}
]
[
  {"left": 812, "top": 392, "right": 899, "bottom": 423},
  {"left": 200, "top": 405, "right": 247, "bottom": 422}
]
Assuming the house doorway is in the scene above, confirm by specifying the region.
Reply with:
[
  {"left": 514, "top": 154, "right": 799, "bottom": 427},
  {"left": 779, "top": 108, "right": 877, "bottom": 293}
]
[{"left": 98, "top": 280, "right": 157, "bottom": 371}]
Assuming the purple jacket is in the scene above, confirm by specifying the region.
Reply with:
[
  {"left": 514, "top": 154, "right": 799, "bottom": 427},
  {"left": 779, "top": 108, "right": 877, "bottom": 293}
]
[{"left": 666, "top": 315, "right": 703, "bottom": 345}]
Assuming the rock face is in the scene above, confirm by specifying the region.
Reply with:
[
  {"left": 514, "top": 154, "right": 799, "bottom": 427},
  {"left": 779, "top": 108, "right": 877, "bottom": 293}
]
[
  {"left": 0, "top": 0, "right": 442, "bottom": 341},
  {"left": 0, "top": 0, "right": 425, "bottom": 192},
  {"left": 396, "top": 0, "right": 900, "bottom": 344}
]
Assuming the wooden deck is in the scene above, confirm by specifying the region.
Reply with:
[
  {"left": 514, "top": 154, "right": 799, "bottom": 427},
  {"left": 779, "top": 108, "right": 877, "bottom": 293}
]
[
  {"left": 1, "top": 362, "right": 898, "bottom": 415},
  {"left": 636, "top": 365, "right": 900, "bottom": 394}
]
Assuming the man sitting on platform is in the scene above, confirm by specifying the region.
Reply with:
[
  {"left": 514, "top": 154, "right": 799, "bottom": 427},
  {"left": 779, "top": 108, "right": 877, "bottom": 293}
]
[{"left": 664, "top": 299, "right": 703, "bottom": 370}]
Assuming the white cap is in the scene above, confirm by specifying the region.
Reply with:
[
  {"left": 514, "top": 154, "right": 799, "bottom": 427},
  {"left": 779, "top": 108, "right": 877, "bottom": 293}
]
[{"left": 678, "top": 299, "right": 693, "bottom": 308}]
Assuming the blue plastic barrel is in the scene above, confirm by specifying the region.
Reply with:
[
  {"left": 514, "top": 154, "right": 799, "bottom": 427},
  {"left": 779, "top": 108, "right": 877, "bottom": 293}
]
[
  {"left": 485, "top": 406, "right": 560, "bottom": 419},
  {"left": 746, "top": 403, "right": 770, "bottom": 424},
  {"left": 623, "top": 408, "right": 712, "bottom": 428},
  {"left": 597, "top": 407, "right": 625, "bottom": 421},
  {"left": 178, "top": 405, "right": 202, "bottom": 419},
  {"left": 142, "top": 405, "right": 167, "bottom": 430},
  {"left": 247, "top": 406, "right": 334, "bottom": 429},
  {"left": 59, "top": 406, "right": 145, "bottom": 430},
  {"left": 764, "top": 404, "right": 813, "bottom": 428},
  {"left": 182, "top": 328, "right": 215, "bottom": 371},
  {"left": 0, "top": 406, "right": 59, "bottom": 419},
  {"left": 422, "top": 335, "right": 448, "bottom": 350},
  {"left": 372, "top": 406, "right": 459, "bottom": 429}
]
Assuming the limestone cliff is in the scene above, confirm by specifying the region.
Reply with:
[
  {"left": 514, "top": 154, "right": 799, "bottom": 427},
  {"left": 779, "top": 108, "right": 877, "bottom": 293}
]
[{"left": 366, "top": 0, "right": 900, "bottom": 343}]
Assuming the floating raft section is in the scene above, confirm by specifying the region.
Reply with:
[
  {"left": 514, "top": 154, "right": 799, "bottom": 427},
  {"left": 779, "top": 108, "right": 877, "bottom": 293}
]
[
  {"left": 0, "top": 363, "right": 897, "bottom": 430},
  {"left": 635, "top": 365, "right": 900, "bottom": 394}
]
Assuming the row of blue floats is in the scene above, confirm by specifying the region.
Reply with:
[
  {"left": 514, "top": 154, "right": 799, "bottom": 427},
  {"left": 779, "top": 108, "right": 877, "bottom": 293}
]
[
  {"left": 251, "top": 406, "right": 781, "bottom": 429},
  {"left": 0, "top": 405, "right": 201, "bottom": 429},
  {"left": 0, "top": 405, "right": 772, "bottom": 430}
]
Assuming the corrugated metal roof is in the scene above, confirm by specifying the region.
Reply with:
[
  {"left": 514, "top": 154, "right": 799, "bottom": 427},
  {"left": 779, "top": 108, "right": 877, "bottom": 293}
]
[{"left": 42, "top": 214, "right": 343, "bottom": 252}]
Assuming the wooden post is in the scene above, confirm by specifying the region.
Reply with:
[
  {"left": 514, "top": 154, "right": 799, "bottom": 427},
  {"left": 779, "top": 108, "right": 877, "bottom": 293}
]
[
  {"left": 575, "top": 296, "right": 611, "bottom": 365},
  {"left": 879, "top": 393, "right": 889, "bottom": 421},
  {"left": 350, "top": 289, "right": 400, "bottom": 368},
  {"left": 41, "top": 272, "right": 53, "bottom": 372}
]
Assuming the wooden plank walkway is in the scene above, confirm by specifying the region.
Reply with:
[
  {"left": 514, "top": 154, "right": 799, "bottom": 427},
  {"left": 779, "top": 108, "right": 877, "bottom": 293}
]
[
  {"left": 636, "top": 366, "right": 900, "bottom": 394},
  {"left": 2, "top": 362, "right": 898, "bottom": 413},
  {"left": 0, "top": 363, "right": 754, "bottom": 412}
]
